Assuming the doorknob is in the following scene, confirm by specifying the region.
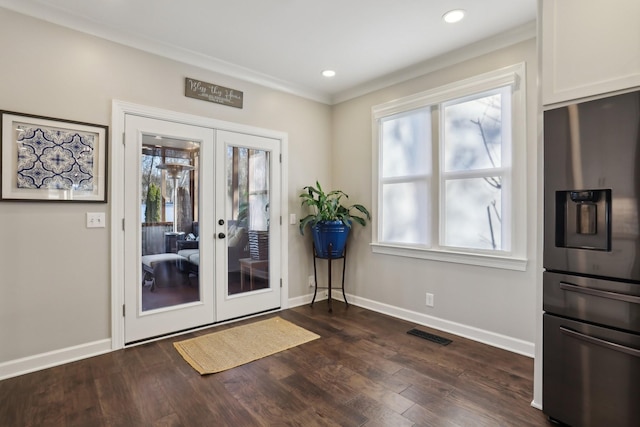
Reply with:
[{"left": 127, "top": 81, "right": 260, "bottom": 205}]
[{"left": 218, "top": 232, "right": 226, "bottom": 239}]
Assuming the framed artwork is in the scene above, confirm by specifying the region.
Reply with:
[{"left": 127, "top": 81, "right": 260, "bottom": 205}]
[{"left": 1, "top": 111, "right": 108, "bottom": 202}]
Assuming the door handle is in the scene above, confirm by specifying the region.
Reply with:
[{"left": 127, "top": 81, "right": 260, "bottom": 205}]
[{"left": 218, "top": 232, "right": 226, "bottom": 239}]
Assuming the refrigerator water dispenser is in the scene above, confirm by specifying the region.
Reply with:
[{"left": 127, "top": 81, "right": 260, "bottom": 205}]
[{"left": 555, "top": 189, "right": 611, "bottom": 251}]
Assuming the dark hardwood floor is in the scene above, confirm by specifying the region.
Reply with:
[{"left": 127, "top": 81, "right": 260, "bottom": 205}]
[{"left": 0, "top": 303, "right": 552, "bottom": 426}]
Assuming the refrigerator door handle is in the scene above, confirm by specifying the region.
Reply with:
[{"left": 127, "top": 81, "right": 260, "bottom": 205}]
[
  {"left": 560, "top": 326, "right": 640, "bottom": 358},
  {"left": 560, "top": 281, "right": 640, "bottom": 305}
]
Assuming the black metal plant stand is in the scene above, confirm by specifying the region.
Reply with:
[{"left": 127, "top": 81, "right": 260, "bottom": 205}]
[{"left": 310, "top": 242, "right": 348, "bottom": 313}]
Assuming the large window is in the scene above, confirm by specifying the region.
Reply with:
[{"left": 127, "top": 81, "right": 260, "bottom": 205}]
[{"left": 372, "top": 64, "right": 527, "bottom": 270}]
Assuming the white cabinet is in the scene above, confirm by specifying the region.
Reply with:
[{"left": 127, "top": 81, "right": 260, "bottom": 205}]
[{"left": 541, "top": 0, "right": 640, "bottom": 106}]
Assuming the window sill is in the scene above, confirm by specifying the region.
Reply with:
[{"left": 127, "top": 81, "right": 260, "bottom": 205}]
[{"left": 370, "top": 243, "right": 528, "bottom": 271}]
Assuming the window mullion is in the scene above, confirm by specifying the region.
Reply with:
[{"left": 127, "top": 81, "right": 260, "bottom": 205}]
[
  {"left": 441, "top": 168, "right": 507, "bottom": 180},
  {"left": 433, "top": 104, "right": 442, "bottom": 250},
  {"left": 380, "top": 174, "right": 430, "bottom": 185}
]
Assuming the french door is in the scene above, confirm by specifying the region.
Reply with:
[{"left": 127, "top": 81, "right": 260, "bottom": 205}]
[
  {"left": 214, "top": 130, "right": 281, "bottom": 322},
  {"left": 123, "top": 114, "right": 281, "bottom": 343}
]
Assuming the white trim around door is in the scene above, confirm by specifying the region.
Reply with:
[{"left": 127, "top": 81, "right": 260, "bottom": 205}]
[{"left": 110, "top": 100, "right": 289, "bottom": 349}]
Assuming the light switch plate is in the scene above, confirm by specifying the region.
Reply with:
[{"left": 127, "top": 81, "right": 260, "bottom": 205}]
[{"left": 86, "top": 212, "right": 106, "bottom": 228}]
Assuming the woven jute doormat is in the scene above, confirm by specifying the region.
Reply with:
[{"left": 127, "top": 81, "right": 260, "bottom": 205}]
[{"left": 174, "top": 317, "right": 320, "bottom": 374}]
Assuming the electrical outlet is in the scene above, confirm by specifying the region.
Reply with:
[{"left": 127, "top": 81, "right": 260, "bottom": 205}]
[
  {"left": 426, "top": 293, "right": 434, "bottom": 307},
  {"left": 308, "top": 275, "right": 315, "bottom": 287}
]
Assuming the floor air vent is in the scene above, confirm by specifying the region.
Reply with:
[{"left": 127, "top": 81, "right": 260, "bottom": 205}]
[{"left": 407, "top": 328, "right": 452, "bottom": 346}]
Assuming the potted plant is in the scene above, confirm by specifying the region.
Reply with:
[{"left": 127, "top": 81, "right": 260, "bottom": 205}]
[{"left": 299, "top": 181, "right": 371, "bottom": 258}]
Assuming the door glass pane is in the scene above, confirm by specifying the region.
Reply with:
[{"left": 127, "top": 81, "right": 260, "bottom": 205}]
[
  {"left": 226, "top": 146, "right": 270, "bottom": 295},
  {"left": 140, "top": 135, "right": 200, "bottom": 311}
]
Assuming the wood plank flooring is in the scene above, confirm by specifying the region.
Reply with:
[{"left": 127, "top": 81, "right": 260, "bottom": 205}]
[{"left": 0, "top": 303, "right": 552, "bottom": 426}]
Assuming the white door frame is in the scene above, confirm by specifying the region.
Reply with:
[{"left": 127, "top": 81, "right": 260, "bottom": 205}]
[{"left": 110, "top": 100, "right": 289, "bottom": 350}]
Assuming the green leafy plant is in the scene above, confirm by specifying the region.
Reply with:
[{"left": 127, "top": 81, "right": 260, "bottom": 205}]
[
  {"left": 145, "top": 182, "right": 162, "bottom": 223},
  {"left": 299, "top": 181, "right": 371, "bottom": 235}
]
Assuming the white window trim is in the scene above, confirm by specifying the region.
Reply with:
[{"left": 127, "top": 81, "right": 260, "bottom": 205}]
[{"left": 371, "top": 63, "right": 528, "bottom": 271}]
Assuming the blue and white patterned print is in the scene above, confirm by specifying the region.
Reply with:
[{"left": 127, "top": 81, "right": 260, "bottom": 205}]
[{"left": 16, "top": 124, "right": 95, "bottom": 191}]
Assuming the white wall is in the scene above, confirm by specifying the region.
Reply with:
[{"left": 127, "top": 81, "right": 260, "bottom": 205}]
[
  {"left": 0, "top": 8, "right": 332, "bottom": 365},
  {"left": 331, "top": 39, "right": 540, "bottom": 349},
  {"left": 0, "top": 7, "right": 540, "bottom": 386}
]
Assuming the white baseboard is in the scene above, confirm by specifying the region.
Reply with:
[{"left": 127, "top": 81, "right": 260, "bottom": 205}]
[
  {"left": 0, "top": 339, "right": 112, "bottom": 381},
  {"left": 343, "top": 292, "right": 535, "bottom": 357},
  {"left": 289, "top": 290, "right": 534, "bottom": 358},
  {"left": 3, "top": 291, "right": 533, "bottom": 381},
  {"left": 288, "top": 290, "right": 328, "bottom": 308}
]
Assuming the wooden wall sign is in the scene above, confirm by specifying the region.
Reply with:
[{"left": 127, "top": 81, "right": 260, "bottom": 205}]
[{"left": 185, "top": 77, "right": 243, "bottom": 109}]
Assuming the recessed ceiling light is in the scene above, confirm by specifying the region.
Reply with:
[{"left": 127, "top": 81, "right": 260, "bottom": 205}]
[
  {"left": 443, "top": 9, "right": 465, "bottom": 24},
  {"left": 322, "top": 70, "right": 336, "bottom": 78}
]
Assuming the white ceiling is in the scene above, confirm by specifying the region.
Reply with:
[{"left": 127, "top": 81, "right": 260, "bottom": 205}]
[{"left": 0, "top": 0, "right": 536, "bottom": 104}]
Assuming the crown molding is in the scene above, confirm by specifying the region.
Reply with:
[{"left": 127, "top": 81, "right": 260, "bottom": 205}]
[
  {"left": 1, "top": 1, "right": 535, "bottom": 106},
  {"left": 331, "top": 20, "right": 537, "bottom": 105},
  {"left": 0, "top": 1, "right": 332, "bottom": 104}
]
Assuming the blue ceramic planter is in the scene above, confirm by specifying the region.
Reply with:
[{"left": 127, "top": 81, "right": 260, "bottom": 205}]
[{"left": 312, "top": 220, "right": 350, "bottom": 258}]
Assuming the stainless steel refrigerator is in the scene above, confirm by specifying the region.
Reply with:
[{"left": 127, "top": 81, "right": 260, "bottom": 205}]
[{"left": 543, "top": 89, "right": 640, "bottom": 426}]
